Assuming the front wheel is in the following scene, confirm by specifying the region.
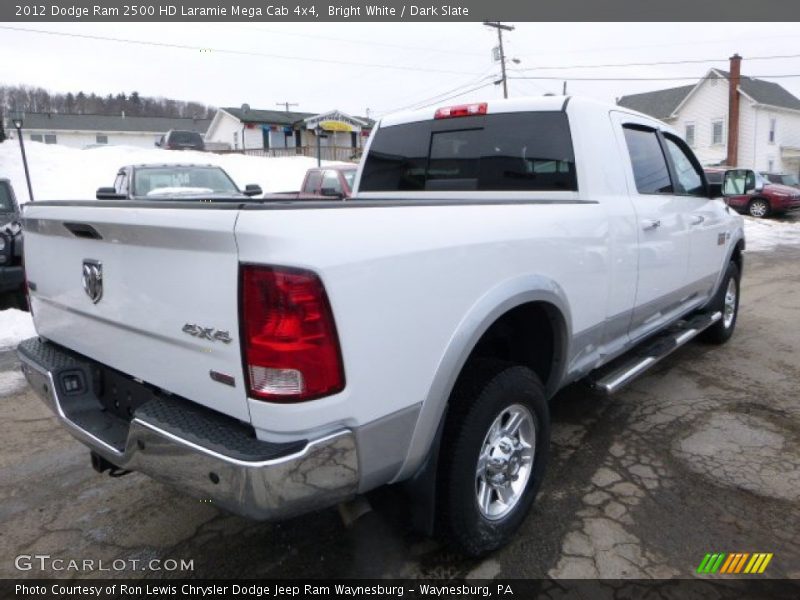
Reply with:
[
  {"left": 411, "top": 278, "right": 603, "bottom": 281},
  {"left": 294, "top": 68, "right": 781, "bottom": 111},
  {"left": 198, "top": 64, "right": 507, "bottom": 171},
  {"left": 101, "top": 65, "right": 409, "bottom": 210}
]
[
  {"left": 748, "top": 198, "right": 771, "bottom": 218},
  {"left": 701, "top": 261, "right": 740, "bottom": 344},
  {"left": 437, "top": 360, "right": 550, "bottom": 556}
]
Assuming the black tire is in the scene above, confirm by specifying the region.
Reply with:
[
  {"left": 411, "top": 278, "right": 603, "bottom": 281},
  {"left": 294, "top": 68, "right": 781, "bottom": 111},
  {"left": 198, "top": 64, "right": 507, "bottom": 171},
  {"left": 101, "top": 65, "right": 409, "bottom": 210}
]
[
  {"left": 701, "top": 261, "right": 740, "bottom": 344},
  {"left": 437, "top": 359, "right": 550, "bottom": 556},
  {"left": 748, "top": 198, "right": 771, "bottom": 218}
]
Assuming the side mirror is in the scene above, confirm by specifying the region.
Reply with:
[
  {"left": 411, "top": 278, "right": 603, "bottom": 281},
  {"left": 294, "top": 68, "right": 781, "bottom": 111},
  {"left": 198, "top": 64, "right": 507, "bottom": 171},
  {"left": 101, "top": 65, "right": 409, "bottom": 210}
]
[
  {"left": 320, "top": 187, "right": 343, "bottom": 198},
  {"left": 96, "top": 187, "right": 127, "bottom": 200},
  {"left": 722, "top": 169, "right": 756, "bottom": 196},
  {"left": 243, "top": 184, "right": 262, "bottom": 197}
]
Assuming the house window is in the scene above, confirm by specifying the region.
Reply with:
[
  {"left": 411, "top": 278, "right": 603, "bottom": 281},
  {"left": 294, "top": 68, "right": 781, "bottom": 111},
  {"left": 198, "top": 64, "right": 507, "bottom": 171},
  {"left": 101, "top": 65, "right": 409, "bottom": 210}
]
[
  {"left": 44, "top": 134, "right": 57, "bottom": 144},
  {"left": 685, "top": 123, "right": 695, "bottom": 147},
  {"left": 711, "top": 120, "right": 724, "bottom": 146},
  {"left": 768, "top": 159, "right": 775, "bottom": 172},
  {"left": 96, "top": 134, "right": 108, "bottom": 144},
  {"left": 233, "top": 131, "right": 239, "bottom": 150},
  {"left": 769, "top": 117, "right": 776, "bottom": 144},
  {"left": 30, "top": 134, "right": 43, "bottom": 142}
]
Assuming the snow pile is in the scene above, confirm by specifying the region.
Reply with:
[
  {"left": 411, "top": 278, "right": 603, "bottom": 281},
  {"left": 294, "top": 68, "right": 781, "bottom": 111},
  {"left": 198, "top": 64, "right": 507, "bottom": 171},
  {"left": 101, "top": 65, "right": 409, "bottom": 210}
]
[
  {"left": 0, "top": 141, "right": 345, "bottom": 203},
  {"left": 743, "top": 216, "right": 800, "bottom": 252},
  {"left": 0, "top": 309, "right": 36, "bottom": 350}
]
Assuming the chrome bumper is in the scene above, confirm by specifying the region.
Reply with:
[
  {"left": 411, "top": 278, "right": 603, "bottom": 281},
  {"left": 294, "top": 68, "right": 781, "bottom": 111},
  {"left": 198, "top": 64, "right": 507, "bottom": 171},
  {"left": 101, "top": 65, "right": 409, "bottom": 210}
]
[{"left": 18, "top": 337, "right": 358, "bottom": 521}]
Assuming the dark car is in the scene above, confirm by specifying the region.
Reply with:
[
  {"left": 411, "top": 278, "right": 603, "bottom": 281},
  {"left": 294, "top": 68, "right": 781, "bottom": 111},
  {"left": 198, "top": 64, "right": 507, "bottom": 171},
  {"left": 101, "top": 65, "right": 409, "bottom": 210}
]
[
  {"left": 156, "top": 130, "right": 205, "bottom": 151},
  {"left": 96, "top": 164, "right": 263, "bottom": 201},
  {"left": 760, "top": 172, "right": 800, "bottom": 189},
  {"left": 0, "top": 179, "right": 26, "bottom": 310}
]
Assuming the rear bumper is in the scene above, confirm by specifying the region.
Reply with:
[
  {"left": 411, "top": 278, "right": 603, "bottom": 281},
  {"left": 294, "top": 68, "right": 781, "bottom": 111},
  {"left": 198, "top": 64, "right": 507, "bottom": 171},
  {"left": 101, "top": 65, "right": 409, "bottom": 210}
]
[
  {"left": 17, "top": 337, "right": 359, "bottom": 521},
  {"left": 0, "top": 265, "right": 24, "bottom": 293}
]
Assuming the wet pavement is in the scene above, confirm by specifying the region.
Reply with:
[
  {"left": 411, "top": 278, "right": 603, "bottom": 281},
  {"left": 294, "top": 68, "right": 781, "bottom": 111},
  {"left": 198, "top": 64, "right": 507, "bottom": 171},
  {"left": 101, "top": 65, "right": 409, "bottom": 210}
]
[{"left": 1, "top": 246, "right": 798, "bottom": 580}]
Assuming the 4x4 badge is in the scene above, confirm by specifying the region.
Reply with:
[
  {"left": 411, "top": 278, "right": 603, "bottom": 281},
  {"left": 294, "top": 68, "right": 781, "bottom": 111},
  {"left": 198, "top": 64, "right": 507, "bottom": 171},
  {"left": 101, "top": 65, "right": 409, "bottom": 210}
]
[
  {"left": 82, "top": 259, "right": 103, "bottom": 304},
  {"left": 182, "top": 323, "right": 233, "bottom": 344}
]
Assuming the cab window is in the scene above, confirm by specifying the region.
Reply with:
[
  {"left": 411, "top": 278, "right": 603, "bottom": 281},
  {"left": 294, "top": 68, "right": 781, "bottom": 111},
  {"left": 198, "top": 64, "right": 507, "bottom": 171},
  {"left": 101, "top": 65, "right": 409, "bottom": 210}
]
[
  {"left": 322, "top": 171, "right": 343, "bottom": 194},
  {"left": 662, "top": 134, "right": 705, "bottom": 196},
  {"left": 622, "top": 126, "right": 672, "bottom": 194}
]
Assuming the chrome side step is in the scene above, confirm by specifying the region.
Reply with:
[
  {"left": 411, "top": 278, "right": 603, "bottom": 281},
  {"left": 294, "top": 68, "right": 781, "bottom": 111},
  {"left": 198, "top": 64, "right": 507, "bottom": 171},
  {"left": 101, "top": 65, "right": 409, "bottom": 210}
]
[{"left": 590, "top": 311, "right": 722, "bottom": 395}]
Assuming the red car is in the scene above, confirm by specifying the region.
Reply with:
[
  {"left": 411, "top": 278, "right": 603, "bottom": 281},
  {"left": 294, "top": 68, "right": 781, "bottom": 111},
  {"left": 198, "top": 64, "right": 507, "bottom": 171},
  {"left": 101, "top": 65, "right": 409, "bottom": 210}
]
[{"left": 717, "top": 169, "right": 800, "bottom": 218}]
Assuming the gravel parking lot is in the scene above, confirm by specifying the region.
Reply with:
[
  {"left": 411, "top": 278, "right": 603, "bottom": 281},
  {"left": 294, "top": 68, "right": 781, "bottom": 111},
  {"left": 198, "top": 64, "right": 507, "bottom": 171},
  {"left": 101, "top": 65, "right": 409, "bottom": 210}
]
[{"left": 1, "top": 237, "right": 798, "bottom": 580}]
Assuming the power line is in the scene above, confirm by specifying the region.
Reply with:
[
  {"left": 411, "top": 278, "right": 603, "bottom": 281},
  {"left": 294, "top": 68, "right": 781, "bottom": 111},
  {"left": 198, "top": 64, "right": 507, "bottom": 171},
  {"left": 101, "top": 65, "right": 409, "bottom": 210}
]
[
  {"left": 509, "top": 74, "right": 800, "bottom": 81},
  {"left": 411, "top": 82, "right": 497, "bottom": 110},
  {"left": 373, "top": 69, "right": 497, "bottom": 116},
  {"left": 0, "top": 25, "right": 482, "bottom": 76},
  {"left": 512, "top": 53, "right": 800, "bottom": 72}
]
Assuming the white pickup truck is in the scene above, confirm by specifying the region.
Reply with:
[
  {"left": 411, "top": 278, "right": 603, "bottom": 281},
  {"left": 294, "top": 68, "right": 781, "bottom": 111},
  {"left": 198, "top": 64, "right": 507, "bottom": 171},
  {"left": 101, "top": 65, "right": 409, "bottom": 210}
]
[{"left": 18, "top": 96, "right": 744, "bottom": 555}]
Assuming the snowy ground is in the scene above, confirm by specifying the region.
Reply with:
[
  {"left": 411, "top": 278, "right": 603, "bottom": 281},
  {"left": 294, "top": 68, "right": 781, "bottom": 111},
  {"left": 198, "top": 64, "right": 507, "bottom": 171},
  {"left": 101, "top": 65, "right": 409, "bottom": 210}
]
[
  {"left": 0, "top": 140, "right": 344, "bottom": 203},
  {"left": 742, "top": 214, "right": 800, "bottom": 252},
  {"left": 0, "top": 309, "right": 36, "bottom": 351}
]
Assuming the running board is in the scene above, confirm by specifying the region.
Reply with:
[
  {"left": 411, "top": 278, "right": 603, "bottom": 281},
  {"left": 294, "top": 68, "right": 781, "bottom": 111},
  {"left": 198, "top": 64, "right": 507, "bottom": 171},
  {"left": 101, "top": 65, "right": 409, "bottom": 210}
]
[{"left": 590, "top": 311, "right": 722, "bottom": 395}]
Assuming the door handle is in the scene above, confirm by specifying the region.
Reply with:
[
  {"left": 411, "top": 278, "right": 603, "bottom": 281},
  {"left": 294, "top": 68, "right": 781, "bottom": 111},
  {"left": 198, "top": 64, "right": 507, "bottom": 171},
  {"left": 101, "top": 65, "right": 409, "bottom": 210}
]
[
  {"left": 690, "top": 215, "right": 705, "bottom": 226},
  {"left": 642, "top": 219, "right": 661, "bottom": 231}
]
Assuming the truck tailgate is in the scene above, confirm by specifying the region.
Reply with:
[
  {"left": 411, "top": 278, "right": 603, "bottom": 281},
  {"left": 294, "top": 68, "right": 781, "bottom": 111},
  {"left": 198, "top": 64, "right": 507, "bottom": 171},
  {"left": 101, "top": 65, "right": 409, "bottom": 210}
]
[{"left": 23, "top": 204, "right": 250, "bottom": 423}]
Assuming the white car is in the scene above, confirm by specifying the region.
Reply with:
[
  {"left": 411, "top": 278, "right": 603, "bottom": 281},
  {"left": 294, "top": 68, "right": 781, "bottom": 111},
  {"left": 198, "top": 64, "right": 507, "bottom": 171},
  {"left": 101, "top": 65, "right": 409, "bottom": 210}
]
[{"left": 18, "top": 96, "right": 744, "bottom": 555}]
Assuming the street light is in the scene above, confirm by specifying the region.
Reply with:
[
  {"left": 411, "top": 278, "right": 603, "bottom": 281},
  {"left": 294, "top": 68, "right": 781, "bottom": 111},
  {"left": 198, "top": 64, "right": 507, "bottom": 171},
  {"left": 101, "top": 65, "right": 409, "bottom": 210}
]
[
  {"left": 314, "top": 125, "right": 322, "bottom": 167},
  {"left": 11, "top": 110, "right": 34, "bottom": 202}
]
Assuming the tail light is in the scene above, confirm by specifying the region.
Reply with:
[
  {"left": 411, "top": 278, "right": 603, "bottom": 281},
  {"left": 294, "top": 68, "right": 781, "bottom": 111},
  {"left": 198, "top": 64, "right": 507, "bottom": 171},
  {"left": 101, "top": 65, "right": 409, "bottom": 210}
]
[
  {"left": 241, "top": 265, "right": 344, "bottom": 402},
  {"left": 434, "top": 102, "right": 488, "bottom": 119}
]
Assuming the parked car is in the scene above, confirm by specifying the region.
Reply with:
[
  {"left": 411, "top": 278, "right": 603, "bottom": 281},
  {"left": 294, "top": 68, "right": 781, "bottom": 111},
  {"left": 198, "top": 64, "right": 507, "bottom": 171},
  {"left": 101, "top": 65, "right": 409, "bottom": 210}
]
[
  {"left": 0, "top": 179, "right": 26, "bottom": 310},
  {"left": 96, "top": 164, "right": 262, "bottom": 200},
  {"left": 155, "top": 130, "right": 205, "bottom": 151},
  {"left": 263, "top": 165, "right": 357, "bottom": 201},
  {"left": 18, "top": 96, "right": 744, "bottom": 556},
  {"left": 721, "top": 169, "right": 800, "bottom": 217},
  {"left": 760, "top": 172, "right": 800, "bottom": 189}
]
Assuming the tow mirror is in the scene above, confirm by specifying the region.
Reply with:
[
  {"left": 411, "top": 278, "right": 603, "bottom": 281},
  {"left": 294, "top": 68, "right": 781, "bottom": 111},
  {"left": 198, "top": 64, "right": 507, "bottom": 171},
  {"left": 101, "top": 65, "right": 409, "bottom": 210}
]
[
  {"left": 243, "top": 184, "right": 263, "bottom": 197},
  {"left": 96, "top": 187, "right": 127, "bottom": 200},
  {"left": 722, "top": 169, "right": 756, "bottom": 196}
]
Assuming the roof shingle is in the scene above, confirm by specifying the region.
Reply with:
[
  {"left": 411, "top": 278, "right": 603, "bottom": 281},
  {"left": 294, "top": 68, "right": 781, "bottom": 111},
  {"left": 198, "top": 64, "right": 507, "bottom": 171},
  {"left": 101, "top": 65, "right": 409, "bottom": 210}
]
[{"left": 18, "top": 113, "right": 211, "bottom": 133}]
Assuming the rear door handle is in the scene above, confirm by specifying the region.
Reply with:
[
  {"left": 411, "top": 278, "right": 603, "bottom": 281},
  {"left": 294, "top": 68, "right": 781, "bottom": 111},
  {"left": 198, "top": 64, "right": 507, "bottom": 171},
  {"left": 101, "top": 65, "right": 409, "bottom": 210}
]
[
  {"left": 642, "top": 219, "right": 661, "bottom": 231},
  {"left": 690, "top": 215, "right": 705, "bottom": 226}
]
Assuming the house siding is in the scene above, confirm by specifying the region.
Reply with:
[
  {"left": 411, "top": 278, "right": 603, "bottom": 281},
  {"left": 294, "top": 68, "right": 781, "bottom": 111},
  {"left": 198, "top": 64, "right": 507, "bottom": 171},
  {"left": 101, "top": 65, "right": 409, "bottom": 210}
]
[{"left": 671, "top": 74, "right": 730, "bottom": 165}]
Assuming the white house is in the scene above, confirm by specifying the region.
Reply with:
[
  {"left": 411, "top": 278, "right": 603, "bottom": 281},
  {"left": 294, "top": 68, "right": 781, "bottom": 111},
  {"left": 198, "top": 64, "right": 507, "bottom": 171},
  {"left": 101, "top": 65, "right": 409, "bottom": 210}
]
[
  {"left": 204, "top": 105, "right": 373, "bottom": 160},
  {"left": 618, "top": 55, "right": 800, "bottom": 175},
  {"left": 3, "top": 113, "right": 211, "bottom": 149}
]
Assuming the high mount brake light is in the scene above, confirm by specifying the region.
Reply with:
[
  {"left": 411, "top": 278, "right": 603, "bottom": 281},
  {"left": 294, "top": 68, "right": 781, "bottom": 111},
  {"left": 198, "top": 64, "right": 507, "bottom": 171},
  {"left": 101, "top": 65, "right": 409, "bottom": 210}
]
[
  {"left": 434, "top": 102, "right": 488, "bottom": 119},
  {"left": 241, "top": 265, "right": 345, "bottom": 402}
]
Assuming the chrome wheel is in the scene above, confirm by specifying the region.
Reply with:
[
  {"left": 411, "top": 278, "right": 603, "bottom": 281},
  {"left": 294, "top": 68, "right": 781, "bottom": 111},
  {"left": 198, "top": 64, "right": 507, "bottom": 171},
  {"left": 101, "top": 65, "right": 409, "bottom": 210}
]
[
  {"left": 723, "top": 277, "right": 737, "bottom": 329},
  {"left": 475, "top": 403, "right": 535, "bottom": 520},
  {"left": 749, "top": 200, "right": 768, "bottom": 218}
]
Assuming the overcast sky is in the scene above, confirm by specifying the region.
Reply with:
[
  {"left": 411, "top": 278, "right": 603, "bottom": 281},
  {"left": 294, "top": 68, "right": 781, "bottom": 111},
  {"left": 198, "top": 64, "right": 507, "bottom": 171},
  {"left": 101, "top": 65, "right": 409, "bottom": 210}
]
[{"left": 2, "top": 22, "right": 800, "bottom": 119}]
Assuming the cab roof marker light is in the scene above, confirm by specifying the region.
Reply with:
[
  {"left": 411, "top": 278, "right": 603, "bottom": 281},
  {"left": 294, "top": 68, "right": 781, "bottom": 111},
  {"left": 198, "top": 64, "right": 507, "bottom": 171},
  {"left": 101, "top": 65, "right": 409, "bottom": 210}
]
[{"left": 434, "top": 102, "right": 488, "bottom": 120}]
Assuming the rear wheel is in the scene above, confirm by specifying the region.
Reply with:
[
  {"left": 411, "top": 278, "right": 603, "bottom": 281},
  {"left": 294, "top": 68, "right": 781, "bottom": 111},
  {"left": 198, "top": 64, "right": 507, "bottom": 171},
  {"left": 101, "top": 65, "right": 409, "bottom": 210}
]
[
  {"left": 437, "top": 360, "right": 550, "bottom": 556},
  {"left": 701, "top": 261, "right": 740, "bottom": 344},
  {"left": 748, "top": 198, "right": 770, "bottom": 218}
]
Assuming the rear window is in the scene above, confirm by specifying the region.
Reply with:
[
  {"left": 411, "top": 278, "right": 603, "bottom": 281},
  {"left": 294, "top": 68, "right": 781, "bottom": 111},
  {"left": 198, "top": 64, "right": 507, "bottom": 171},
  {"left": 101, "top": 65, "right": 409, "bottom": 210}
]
[
  {"left": 359, "top": 111, "right": 577, "bottom": 193},
  {"left": 168, "top": 131, "right": 203, "bottom": 144},
  {"left": 0, "top": 184, "right": 12, "bottom": 211}
]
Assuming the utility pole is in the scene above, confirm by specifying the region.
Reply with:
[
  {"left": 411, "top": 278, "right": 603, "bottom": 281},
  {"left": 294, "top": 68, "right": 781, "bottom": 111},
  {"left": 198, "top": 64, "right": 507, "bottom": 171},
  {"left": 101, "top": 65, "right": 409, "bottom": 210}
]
[
  {"left": 562, "top": 81, "right": 567, "bottom": 95},
  {"left": 276, "top": 101, "right": 298, "bottom": 112},
  {"left": 483, "top": 21, "right": 514, "bottom": 99}
]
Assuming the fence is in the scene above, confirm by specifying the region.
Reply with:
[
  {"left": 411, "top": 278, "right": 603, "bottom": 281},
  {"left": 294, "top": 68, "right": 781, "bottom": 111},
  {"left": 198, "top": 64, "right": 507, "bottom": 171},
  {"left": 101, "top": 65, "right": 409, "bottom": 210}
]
[{"left": 215, "top": 146, "right": 360, "bottom": 163}]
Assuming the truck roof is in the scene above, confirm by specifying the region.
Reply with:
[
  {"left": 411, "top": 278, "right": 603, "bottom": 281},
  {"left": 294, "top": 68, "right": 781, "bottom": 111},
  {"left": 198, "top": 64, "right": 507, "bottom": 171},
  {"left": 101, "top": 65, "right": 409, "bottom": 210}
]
[{"left": 379, "top": 95, "right": 659, "bottom": 129}]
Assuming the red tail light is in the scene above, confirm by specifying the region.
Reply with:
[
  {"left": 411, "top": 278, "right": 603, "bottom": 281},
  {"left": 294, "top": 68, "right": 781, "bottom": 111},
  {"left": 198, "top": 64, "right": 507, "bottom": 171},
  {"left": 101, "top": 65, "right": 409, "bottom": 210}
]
[
  {"left": 241, "top": 265, "right": 344, "bottom": 402},
  {"left": 434, "top": 102, "right": 488, "bottom": 119}
]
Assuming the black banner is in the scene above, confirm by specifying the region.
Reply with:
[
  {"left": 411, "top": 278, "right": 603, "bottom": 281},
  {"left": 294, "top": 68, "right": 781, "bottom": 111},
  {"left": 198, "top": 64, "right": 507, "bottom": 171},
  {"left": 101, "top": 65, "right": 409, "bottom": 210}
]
[
  {"left": 3, "top": 0, "right": 800, "bottom": 22},
  {"left": 3, "top": 579, "right": 800, "bottom": 600}
]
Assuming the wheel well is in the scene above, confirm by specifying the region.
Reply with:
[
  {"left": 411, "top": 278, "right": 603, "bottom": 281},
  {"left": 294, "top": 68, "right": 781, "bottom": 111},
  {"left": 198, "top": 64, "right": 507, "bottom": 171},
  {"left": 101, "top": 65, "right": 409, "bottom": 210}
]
[
  {"left": 732, "top": 239, "right": 744, "bottom": 273},
  {"left": 465, "top": 301, "right": 565, "bottom": 392}
]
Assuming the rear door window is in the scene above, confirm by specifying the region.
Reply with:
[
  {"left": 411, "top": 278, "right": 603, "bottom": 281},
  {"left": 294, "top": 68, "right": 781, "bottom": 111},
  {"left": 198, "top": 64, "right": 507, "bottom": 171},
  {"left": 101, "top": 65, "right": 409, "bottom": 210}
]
[
  {"left": 622, "top": 126, "right": 673, "bottom": 194},
  {"left": 304, "top": 171, "right": 323, "bottom": 193},
  {"left": 0, "top": 183, "right": 12, "bottom": 211},
  {"left": 360, "top": 111, "right": 577, "bottom": 193}
]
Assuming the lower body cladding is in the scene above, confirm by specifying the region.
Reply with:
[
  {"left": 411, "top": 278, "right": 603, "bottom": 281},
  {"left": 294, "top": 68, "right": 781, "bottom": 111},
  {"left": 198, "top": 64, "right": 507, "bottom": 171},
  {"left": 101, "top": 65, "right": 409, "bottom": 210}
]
[{"left": 17, "top": 337, "right": 359, "bottom": 521}]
